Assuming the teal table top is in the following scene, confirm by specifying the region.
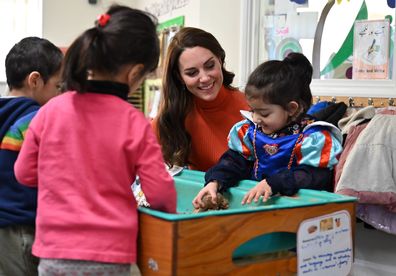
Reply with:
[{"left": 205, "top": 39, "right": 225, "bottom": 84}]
[{"left": 138, "top": 169, "right": 356, "bottom": 221}]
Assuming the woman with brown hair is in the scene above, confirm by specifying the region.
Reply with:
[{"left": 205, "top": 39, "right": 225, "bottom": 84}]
[{"left": 153, "top": 27, "right": 248, "bottom": 171}]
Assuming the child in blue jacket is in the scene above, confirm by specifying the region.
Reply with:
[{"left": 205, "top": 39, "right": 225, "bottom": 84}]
[{"left": 0, "top": 37, "right": 62, "bottom": 276}]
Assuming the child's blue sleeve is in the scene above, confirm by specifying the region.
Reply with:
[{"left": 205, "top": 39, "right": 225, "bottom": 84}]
[
  {"left": 296, "top": 128, "right": 342, "bottom": 169},
  {"left": 227, "top": 120, "right": 255, "bottom": 161},
  {"left": 0, "top": 111, "right": 38, "bottom": 151}
]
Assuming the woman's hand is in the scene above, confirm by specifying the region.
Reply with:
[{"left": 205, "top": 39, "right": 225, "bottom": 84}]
[
  {"left": 192, "top": 181, "right": 219, "bottom": 208},
  {"left": 241, "top": 179, "right": 272, "bottom": 205}
]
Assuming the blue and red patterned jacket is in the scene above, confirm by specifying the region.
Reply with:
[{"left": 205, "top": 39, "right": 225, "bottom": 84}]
[{"left": 205, "top": 111, "right": 343, "bottom": 195}]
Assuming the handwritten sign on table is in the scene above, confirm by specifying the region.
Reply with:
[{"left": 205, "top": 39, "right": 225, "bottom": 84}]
[{"left": 297, "top": 210, "right": 353, "bottom": 276}]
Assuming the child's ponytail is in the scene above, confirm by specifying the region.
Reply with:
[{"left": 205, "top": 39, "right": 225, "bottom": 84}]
[
  {"left": 62, "top": 28, "right": 97, "bottom": 92},
  {"left": 284, "top": 52, "right": 313, "bottom": 87},
  {"left": 283, "top": 53, "right": 313, "bottom": 111},
  {"left": 61, "top": 5, "right": 159, "bottom": 93}
]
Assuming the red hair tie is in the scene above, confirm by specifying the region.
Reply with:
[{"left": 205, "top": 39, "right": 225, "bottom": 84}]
[{"left": 97, "top": 13, "right": 110, "bottom": 27}]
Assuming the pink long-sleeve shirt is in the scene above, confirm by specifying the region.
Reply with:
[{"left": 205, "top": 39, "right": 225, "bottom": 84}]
[{"left": 15, "top": 91, "right": 176, "bottom": 264}]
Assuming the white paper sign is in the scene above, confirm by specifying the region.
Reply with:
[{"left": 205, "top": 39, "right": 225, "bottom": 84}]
[
  {"left": 352, "top": 19, "right": 390, "bottom": 79},
  {"left": 297, "top": 210, "right": 353, "bottom": 276}
]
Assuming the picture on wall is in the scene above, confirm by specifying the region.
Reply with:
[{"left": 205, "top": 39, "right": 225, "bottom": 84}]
[{"left": 352, "top": 19, "right": 390, "bottom": 79}]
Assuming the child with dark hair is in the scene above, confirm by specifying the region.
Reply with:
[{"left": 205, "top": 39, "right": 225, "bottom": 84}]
[
  {"left": 0, "top": 36, "right": 63, "bottom": 276},
  {"left": 193, "top": 53, "right": 342, "bottom": 208},
  {"left": 14, "top": 5, "right": 176, "bottom": 276}
]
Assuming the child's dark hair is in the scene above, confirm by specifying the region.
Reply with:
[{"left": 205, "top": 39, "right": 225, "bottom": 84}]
[
  {"left": 5, "top": 37, "right": 63, "bottom": 90},
  {"left": 62, "top": 5, "right": 159, "bottom": 92},
  {"left": 245, "top": 52, "right": 313, "bottom": 113}
]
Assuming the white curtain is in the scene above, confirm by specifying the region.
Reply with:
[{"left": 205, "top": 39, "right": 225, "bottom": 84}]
[{"left": 0, "top": 0, "right": 42, "bottom": 82}]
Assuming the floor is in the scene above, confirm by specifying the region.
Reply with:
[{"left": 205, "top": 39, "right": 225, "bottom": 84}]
[{"left": 349, "top": 222, "right": 396, "bottom": 276}]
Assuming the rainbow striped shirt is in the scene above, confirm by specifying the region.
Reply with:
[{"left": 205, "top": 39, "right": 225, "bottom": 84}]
[{"left": 0, "top": 111, "right": 37, "bottom": 151}]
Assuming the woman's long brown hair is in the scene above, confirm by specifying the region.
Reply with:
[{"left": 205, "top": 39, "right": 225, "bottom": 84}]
[{"left": 156, "top": 27, "right": 235, "bottom": 167}]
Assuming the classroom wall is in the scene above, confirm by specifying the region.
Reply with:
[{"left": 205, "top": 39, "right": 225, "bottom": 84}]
[
  {"left": 0, "top": 0, "right": 242, "bottom": 94},
  {"left": 42, "top": 0, "right": 137, "bottom": 47},
  {"left": 199, "top": 0, "right": 241, "bottom": 89},
  {"left": 1, "top": 0, "right": 136, "bottom": 95},
  {"left": 135, "top": 0, "right": 200, "bottom": 27},
  {"left": 135, "top": 0, "right": 242, "bottom": 87},
  {"left": 0, "top": 0, "right": 241, "bottom": 94},
  {"left": 0, "top": 83, "right": 6, "bottom": 96},
  {"left": 42, "top": 0, "right": 241, "bottom": 84}
]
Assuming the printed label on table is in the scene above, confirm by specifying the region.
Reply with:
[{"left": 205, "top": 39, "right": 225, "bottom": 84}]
[{"left": 297, "top": 210, "right": 353, "bottom": 276}]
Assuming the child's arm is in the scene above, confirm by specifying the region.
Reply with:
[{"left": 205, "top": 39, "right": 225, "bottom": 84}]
[
  {"left": 242, "top": 126, "right": 342, "bottom": 204},
  {"left": 265, "top": 165, "right": 333, "bottom": 196},
  {"left": 193, "top": 150, "right": 252, "bottom": 208},
  {"left": 136, "top": 121, "right": 177, "bottom": 214},
  {"left": 14, "top": 112, "right": 42, "bottom": 187},
  {"left": 241, "top": 165, "right": 332, "bottom": 204},
  {"left": 205, "top": 149, "right": 253, "bottom": 192},
  {"left": 193, "top": 120, "right": 254, "bottom": 207}
]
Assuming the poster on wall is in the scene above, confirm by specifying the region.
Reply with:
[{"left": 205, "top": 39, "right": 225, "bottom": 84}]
[
  {"left": 297, "top": 210, "right": 353, "bottom": 276},
  {"left": 352, "top": 19, "right": 390, "bottom": 79}
]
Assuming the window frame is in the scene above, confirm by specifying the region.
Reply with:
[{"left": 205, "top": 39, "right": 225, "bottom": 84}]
[{"left": 239, "top": 0, "right": 396, "bottom": 98}]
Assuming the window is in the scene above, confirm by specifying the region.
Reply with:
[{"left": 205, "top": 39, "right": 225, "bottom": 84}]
[
  {"left": 0, "top": 0, "right": 42, "bottom": 82},
  {"left": 240, "top": 0, "right": 396, "bottom": 98}
]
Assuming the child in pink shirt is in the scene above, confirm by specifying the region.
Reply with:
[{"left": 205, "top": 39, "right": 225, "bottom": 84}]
[{"left": 14, "top": 5, "right": 176, "bottom": 276}]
